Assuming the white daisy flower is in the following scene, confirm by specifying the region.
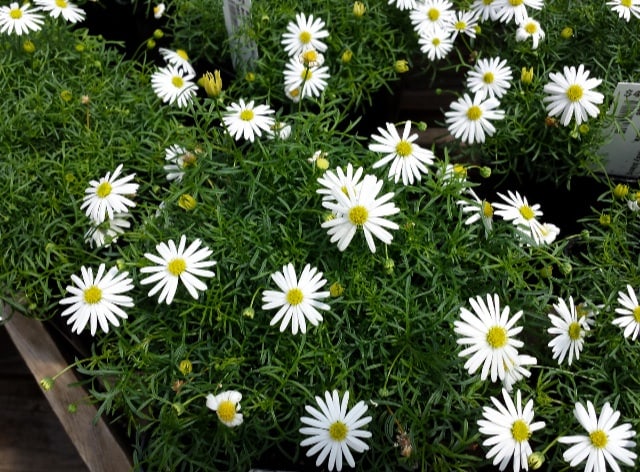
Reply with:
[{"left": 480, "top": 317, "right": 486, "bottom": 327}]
[
  {"left": 494, "top": 0, "right": 543, "bottom": 24},
  {"left": 446, "top": 9, "right": 479, "bottom": 39},
  {"left": 281, "top": 12, "right": 329, "bottom": 58},
  {"left": 454, "top": 293, "right": 524, "bottom": 382},
  {"left": 445, "top": 93, "right": 505, "bottom": 144},
  {"left": 517, "top": 221, "right": 560, "bottom": 246},
  {"left": 266, "top": 121, "right": 292, "bottom": 140},
  {"left": 159, "top": 48, "right": 196, "bottom": 76},
  {"left": 543, "top": 64, "right": 604, "bottom": 126},
  {"left": 607, "top": 0, "right": 640, "bottom": 21},
  {"left": 163, "top": 144, "right": 197, "bottom": 182},
  {"left": 389, "top": 0, "right": 417, "bottom": 10},
  {"left": 321, "top": 174, "right": 400, "bottom": 253},
  {"left": 613, "top": 284, "right": 640, "bottom": 340},
  {"left": 298, "top": 49, "right": 325, "bottom": 67},
  {"left": 261, "top": 263, "right": 330, "bottom": 335},
  {"left": 81, "top": 164, "right": 139, "bottom": 223},
  {"left": 151, "top": 65, "right": 198, "bottom": 108},
  {"left": 316, "top": 163, "right": 365, "bottom": 203},
  {"left": 418, "top": 27, "right": 455, "bottom": 61},
  {"left": 368, "top": 121, "right": 435, "bottom": 186},
  {"left": 477, "top": 389, "right": 546, "bottom": 472},
  {"left": 283, "top": 57, "right": 330, "bottom": 100},
  {"left": 34, "top": 0, "right": 85, "bottom": 23},
  {"left": 222, "top": 99, "right": 275, "bottom": 142},
  {"left": 153, "top": 3, "right": 166, "bottom": 19},
  {"left": 300, "top": 390, "right": 372, "bottom": 472},
  {"left": 285, "top": 85, "right": 302, "bottom": 103},
  {"left": 59, "top": 264, "right": 134, "bottom": 336},
  {"left": 502, "top": 354, "right": 537, "bottom": 392},
  {"left": 466, "top": 57, "right": 513, "bottom": 100},
  {"left": 84, "top": 213, "right": 131, "bottom": 249},
  {"left": 0, "top": 2, "right": 44, "bottom": 35},
  {"left": 410, "top": 0, "right": 455, "bottom": 35},
  {"left": 205, "top": 390, "right": 243, "bottom": 427},
  {"left": 471, "top": 0, "right": 501, "bottom": 21},
  {"left": 439, "top": 163, "right": 469, "bottom": 185},
  {"left": 559, "top": 401, "right": 637, "bottom": 472},
  {"left": 456, "top": 189, "right": 494, "bottom": 236},
  {"left": 139, "top": 235, "right": 216, "bottom": 305},
  {"left": 515, "top": 16, "right": 545, "bottom": 49},
  {"left": 492, "top": 190, "right": 543, "bottom": 238},
  {"left": 547, "top": 296, "right": 589, "bottom": 366}
]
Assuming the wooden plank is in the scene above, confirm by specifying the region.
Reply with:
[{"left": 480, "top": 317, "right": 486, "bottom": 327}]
[{"left": 3, "top": 306, "right": 133, "bottom": 472}]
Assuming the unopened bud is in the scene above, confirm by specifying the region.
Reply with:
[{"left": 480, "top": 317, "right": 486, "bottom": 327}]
[{"left": 179, "top": 359, "right": 193, "bottom": 375}]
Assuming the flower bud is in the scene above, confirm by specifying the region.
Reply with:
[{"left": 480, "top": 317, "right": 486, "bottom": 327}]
[
  {"left": 147, "top": 38, "right": 156, "bottom": 49},
  {"left": 179, "top": 359, "right": 193, "bottom": 375},
  {"left": 178, "top": 194, "right": 197, "bottom": 211},
  {"left": 560, "top": 27, "right": 573, "bottom": 39},
  {"left": 599, "top": 213, "right": 611, "bottom": 226},
  {"left": 329, "top": 282, "right": 345, "bottom": 297},
  {"left": 316, "top": 157, "right": 330, "bottom": 170},
  {"left": 68, "top": 403, "right": 78, "bottom": 414},
  {"left": 479, "top": 166, "right": 492, "bottom": 178},
  {"left": 245, "top": 72, "right": 256, "bottom": 82},
  {"left": 60, "top": 90, "right": 72, "bottom": 102},
  {"left": 242, "top": 307, "right": 255, "bottom": 319},
  {"left": 384, "top": 258, "right": 395, "bottom": 275},
  {"left": 201, "top": 70, "right": 223, "bottom": 97},
  {"left": 153, "top": 29, "right": 164, "bottom": 39},
  {"left": 527, "top": 452, "right": 545, "bottom": 470},
  {"left": 23, "top": 40, "right": 35, "bottom": 53},
  {"left": 40, "top": 377, "right": 55, "bottom": 391},
  {"left": 394, "top": 59, "right": 409, "bottom": 73},
  {"left": 613, "top": 183, "right": 629, "bottom": 199},
  {"left": 172, "top": 402, "right": 185, "bottom": 415},
  {"left": 341, "top": 49, "right": 353, "bottom": 64},
  {"left": 353, "top": 1, "right": 366, "bottom": 17},
  {"left": 521, "top": 67, "right": 534, "bottom": 84}
]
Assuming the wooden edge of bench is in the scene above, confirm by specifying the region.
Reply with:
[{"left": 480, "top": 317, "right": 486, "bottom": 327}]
[{"left": 3, "top": 306, "right": 133, "bottom": 472}]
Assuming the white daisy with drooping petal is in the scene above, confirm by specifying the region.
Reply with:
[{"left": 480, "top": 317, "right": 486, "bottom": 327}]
[
  {"left": 283, "top": 57, "right": 330, "bottom": 100},
  {"left": 206, "top": 390, "right": 243, "bottom": 427},
  {"left": 457, "top": 189, "right": 494, "bottom": 236},
  {"left": 515, "top": 220, "right": 560, "bottom": 246},
  {"left": 410, "top": 0, "right": 455, "bottom": 35},
  {"left": 418, "top": 27, "right": 455, "bottom": 61},
  {"left": 316, "top": 163, "right": 365, "bottom": 203},
  {"left": 446, "top": 9, "right": 479, "bottom": 39},
  {"left": 543, "top": 64, "right": 604, "bottom": 126},
  {"left": 613, "top": 284, "right": 640, "bottom": 340},
  {"left": 547, "top": 296, "right": 589, "bottom": 365},
  {"left": 59, "top": 264, "right": 134, "bottom": 336},
  {"left": 321, "top": 174, "right": 400, "bottom": 253},
  {"left": 477, "top": 389, "right": 546, "bottom": 472},
  {"left": 494, "top": 0, "right": 543, "bottom": 24},
  {"left": 34, "top": 0, "right": 85, "bottom": 23},
  {"left": 163, "top": 144, "right": 197, "bottom": 182},
  {"left": 368, "top": 121, "right": 435, "bottom": 186},
  {"left": 153, "top": 3, "right": 165, "bottom": 18},
  {"left": 445, "top": 93, "right": 505, "bottom": 144},
  {"left": 502, "top": 354, "right": 537, "bottom": 392},
  {"left": 559, "top": 401, "right": 637, "bottom": 472},
  {"left": 300, "top": 390, "right": 372, "bottom": 472},
  {"left": 281, "top": 12, "right": 329, "bottom": 58},
  {"left": 471, "top": 0, "right": 501, "bottom": 21},
  {"left": 81, "top": 164, "right": 139, "bottom": 223},
  {"left": 222, "top": 99, "right": 275, "bottom": 142},
  {"left": 607, "top": 0, "right": 640, "bottom": 21},
  {"left": 139, "top": 235, "right": 216, "bottom": 305},
  {"left": 261, "top": 263, "right": 330, "bottom": 335},
  {"left": 0, "top": 2, "right": 44, "bottom": 35},
  {"left": 151, "top": 65, "right": 198, "bottom": 108},
  {"left": 84, "top": 213, "right": 131, "bottom": 249},
  {"left": 159, "top": 48, "right": 196, "bottom": 76},
  {"left": 454, "top": 293, "right": 524, "bottom": 382},
  {"left": 389, "top": 0, "right": 417, "bottom": 10},
  {"left": 466, "top": 57, "right": 513, "bottom": 100},
  {"left": 515, "top": 16, "right": 545, "bottom": 49}
]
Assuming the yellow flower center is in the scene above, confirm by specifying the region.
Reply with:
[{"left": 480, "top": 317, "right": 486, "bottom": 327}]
[
  {"left": 96, "top": 181, "right": 112, "bottom": 198},
  {"left": 509, "top": 0, "right": 523, "bottom": 5},
  {"left": 302, "top": 50, "right": 318, "bottom": 64},
  {"left": 216, "top": 400, "right": 236, "bottom": 423},
  {"left": 83, "top": 285, "right": 102, "bottom": 304},
  {"left": 511, "top": 419, "right": 531, "bottom": 442},
  {"left": 482, "top": 201, "right": 494, "bottom": 218},
  {"left": 432, "top": 38, "right": 441, "bottom": 47},
  {"left": 483, "top": 72, "right": 495, "bottom": 84},
  {"left": 453, "top": 164, "right": 467, "bottom": 178},
  {"left": 566, "top": 84, "right": 584, "bottom": 102},
  {"left": 525, "top": 22, "right": 538, "bottom": 34},
  {"left": 328, "top": 421, "right": 348, "bottom": 441},
  {"left": 299, "top": 31, "right": 312, "bottom": 44},
  {"left": 483, "top": 0, "right": 493, "bottom": 4},
  {"left": 167, "top": 258, "right": 187, "bottom": 276},
  {"left": 286, "top": 288, "right": 304, "bottom": 306},
  {"left": 454, "top": 20, "right": 466, "bottom": 30},
  {"left": 486, "top": 326, "right": 507, "bottom": 348},
  {"left": 633, "top": 306, "right": 640, "bottom": 323},
  {"left": 172, "top": 76, "right": 184, "bottom": 88},
  {"left": 56, "top": 0, "right": 69, "bottom": 7},
  {"left": 301, "top": 69, "right": 313, "bottom": 81},
  {"left": 589, "top": 429, "right": 608, "bottom": 449},
  {"left": 349, "top": 205, "right": 369, "bottom": 226},
  {"left": 466, "top": 105, "right": 482, "bottom": 121},
  {"left": 428, "top": 8, "right": 440, "bottom": 21},
  {"left": 396, "top": 140, "right": 413, "bottom": 157},
  {"left": 568, "top": 321, "right": 582, "bottom": 341},
  {"left": 622, "top": 0, "right": 632, "bottom": 6},
  {"left": 240, "top": 109, "right": 254, "bottom": 121},
  {"left": 9, "top": 7, "right": 22, "bottom": 19},
  {"left": 176, "top": 49, "right": 189, "bottom": 60},
  {"left": 519, "top": 205, "right": 535, "bottom": 220}
]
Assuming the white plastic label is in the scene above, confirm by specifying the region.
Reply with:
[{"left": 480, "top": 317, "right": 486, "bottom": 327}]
[
  {"left": 223, "top": 0, "right": 259, "bottom": 73},
  {"left": 599, "top": 82, "right": 640, "bottom": 179}
]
